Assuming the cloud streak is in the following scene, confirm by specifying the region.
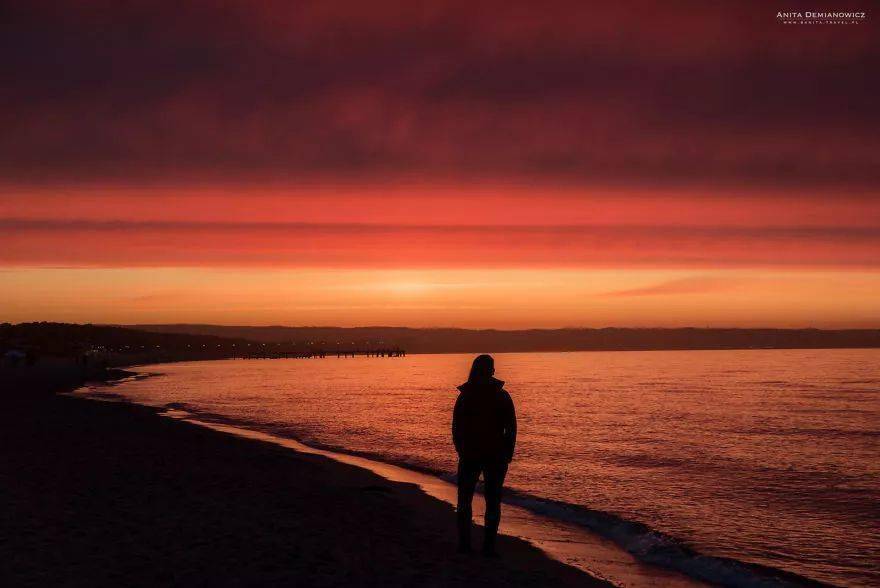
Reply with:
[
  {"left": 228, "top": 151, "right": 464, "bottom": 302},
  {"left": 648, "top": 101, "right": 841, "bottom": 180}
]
[
  {"left": 2, "top": 219, "right": 878, "bottom": 269},
  {"left": 601, "top": 276, "right": 757, "bottom": 297}
]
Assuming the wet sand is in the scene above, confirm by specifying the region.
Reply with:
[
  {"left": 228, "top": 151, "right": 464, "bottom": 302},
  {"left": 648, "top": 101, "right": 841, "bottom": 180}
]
[{"left": 1, "top": 371, "right": 606, "bottom": 587}]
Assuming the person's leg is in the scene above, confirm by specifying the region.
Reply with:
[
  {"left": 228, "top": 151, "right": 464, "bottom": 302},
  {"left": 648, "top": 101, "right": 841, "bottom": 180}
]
[
  {"left": 481, "top": 461, "right": 509, "bottom": 556},
  {"left": 456, "top": 459, "right": 480, "bottom": 553}
]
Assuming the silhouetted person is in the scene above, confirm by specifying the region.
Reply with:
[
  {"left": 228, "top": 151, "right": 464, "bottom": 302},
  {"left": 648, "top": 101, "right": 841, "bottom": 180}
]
[{"left": 452, "top": 354, "right": 516, "bottom": 556}]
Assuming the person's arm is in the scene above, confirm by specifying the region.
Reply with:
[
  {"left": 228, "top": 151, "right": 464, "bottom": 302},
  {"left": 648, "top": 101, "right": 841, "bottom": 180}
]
[
  {"left": 504, "top": 392, "right": 517, "bottom": 463},
  {"left": 452, "top": 395, "right": 464, "bottom": 455}
]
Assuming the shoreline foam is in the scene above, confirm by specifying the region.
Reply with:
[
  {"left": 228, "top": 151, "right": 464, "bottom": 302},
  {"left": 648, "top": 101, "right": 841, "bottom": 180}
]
[
  {"left": 77, "top": 365, "right": 840, "bottom": 587},
  {"left": 160, "top": 407, "right": 829, "bottom": 588},
  {"left": 4, "top": 375, "right": 609, "bottom": 587}
]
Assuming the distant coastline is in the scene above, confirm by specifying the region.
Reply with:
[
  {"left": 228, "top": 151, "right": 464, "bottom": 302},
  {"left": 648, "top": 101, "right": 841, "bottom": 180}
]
[
  {"left": 5, "top": 322, "right": 880, "bottom": 372},
  {"left": 126, "top": 323, "right": 880, "bottom": 355}
]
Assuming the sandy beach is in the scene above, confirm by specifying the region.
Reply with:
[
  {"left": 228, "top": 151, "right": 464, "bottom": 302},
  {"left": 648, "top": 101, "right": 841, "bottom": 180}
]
[{"left": 0, "top": 369, "right": 606, "bottom": 587}]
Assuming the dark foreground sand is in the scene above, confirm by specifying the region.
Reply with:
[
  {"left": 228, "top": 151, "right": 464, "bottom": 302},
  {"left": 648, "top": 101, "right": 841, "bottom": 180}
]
[{"left": 1, "top": 370, "right": 606, "bottom": 587}]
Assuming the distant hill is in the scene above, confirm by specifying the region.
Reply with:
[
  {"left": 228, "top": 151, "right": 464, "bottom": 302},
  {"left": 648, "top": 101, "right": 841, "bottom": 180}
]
[
  {"left": 125, "top": 324, "right": 880, "bottom": 354},
  {"left": 5, "top": 322, "right": 880, "bottom": 361}
]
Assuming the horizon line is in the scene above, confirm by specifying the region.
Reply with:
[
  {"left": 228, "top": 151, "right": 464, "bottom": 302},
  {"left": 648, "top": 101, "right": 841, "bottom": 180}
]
[{"left": 104, "top": 323, "right": 880, "bottom": 332}]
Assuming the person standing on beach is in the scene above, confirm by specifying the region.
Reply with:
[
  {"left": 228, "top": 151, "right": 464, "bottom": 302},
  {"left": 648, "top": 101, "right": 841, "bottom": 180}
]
[{"left": 452, "top": 354, "right": 517, "bottom": 556}]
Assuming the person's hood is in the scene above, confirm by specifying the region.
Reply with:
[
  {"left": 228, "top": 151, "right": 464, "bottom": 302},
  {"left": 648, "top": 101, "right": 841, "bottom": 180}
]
[{"left": 457, "top": 377, "right": 505, "bottom": 393}]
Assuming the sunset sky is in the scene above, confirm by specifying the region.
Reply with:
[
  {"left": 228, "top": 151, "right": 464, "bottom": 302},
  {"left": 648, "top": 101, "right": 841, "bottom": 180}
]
[{"left": 2, "top": 1, "right": 878, "bottom": 328}]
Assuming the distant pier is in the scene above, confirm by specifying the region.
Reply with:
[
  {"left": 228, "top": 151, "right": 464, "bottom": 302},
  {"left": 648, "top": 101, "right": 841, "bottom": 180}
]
[
  {"left": 234, "top": 348, "right": 406, "bottom": 360},
  {"left": 335, "top": 348, "right": 406, "bottom": 358}
]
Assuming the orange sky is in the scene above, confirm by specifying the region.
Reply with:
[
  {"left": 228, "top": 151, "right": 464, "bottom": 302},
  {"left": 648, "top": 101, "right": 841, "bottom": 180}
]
[
  {"left": 2, "top": 183, "right": 879, "bottom": 327},
  {"left": 4, "top": 266, "right": 880, "bottom": 328},
  {"left": 2, "top": 2, "right": 878, "bottom": 328}
]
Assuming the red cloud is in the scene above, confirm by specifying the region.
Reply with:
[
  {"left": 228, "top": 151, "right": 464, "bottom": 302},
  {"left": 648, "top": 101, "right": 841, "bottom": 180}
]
[
  {"left": 1, "top": 1, "right": 877, "bottom": 187},
  {"left": 2, "top": 219, "right": 878, "bottom": 269}
]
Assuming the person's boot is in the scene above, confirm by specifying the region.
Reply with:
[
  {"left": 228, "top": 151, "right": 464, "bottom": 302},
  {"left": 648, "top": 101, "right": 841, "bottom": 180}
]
[
  {"left": 457, "top": 516, "right": 472, "bottom": 554},
  {"left": 481, "top": 522, "right": 499, "bottom": 557}
]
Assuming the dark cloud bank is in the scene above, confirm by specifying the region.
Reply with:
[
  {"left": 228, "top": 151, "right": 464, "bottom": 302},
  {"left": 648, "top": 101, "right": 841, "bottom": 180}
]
[{"left": 2, "top": 0, "right": 878, "bottom": 188}]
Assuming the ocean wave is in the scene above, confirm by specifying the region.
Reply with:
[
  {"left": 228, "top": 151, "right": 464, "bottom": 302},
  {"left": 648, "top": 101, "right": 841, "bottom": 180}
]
[
  {"left": 158, "top": 406, "right": 830, "bottom": 588},
  {"left": 598, "top": 452, "right": 690, "bottom": 469},
  {"left": 501, "top": 492, "right": 831, "bottom": 588},
  {"left": 83, "top": 387, "right": 833, "bottom": 588}
]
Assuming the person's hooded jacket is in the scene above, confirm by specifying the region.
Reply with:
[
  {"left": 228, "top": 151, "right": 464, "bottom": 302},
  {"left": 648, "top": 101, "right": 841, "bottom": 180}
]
[{"left": 452, "top": 377, "right": 516, "bottom": 462}]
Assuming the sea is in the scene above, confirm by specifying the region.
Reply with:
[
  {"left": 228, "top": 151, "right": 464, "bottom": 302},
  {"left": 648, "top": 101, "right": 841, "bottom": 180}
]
[{"left": 79, "top": 349, "right": 880, "bottom": 587}]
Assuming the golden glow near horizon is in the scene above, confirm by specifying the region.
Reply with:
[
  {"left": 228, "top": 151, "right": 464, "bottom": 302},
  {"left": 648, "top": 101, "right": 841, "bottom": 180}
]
[{"left": 3, "top": 267, "right": 879, "bottom": 328}]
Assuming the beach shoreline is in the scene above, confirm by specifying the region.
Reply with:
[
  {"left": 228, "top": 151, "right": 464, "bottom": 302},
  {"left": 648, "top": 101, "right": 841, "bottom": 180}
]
[
  {"left": 81, "top": 356, "right": 862, "bottom": 588},
  {"left": 1, "top": 366, "right": 608, "bottom": 587}
]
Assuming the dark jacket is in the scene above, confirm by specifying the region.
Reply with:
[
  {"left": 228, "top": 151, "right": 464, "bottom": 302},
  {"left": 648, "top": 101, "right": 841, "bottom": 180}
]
[{"left": 452, "top": 377, "right": 516, "bottom": 462}]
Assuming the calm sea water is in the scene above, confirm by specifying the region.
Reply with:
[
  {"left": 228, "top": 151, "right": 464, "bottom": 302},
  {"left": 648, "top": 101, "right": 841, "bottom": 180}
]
[{"left": 100, "top": 350, "right": 879, "bottom": 587}]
